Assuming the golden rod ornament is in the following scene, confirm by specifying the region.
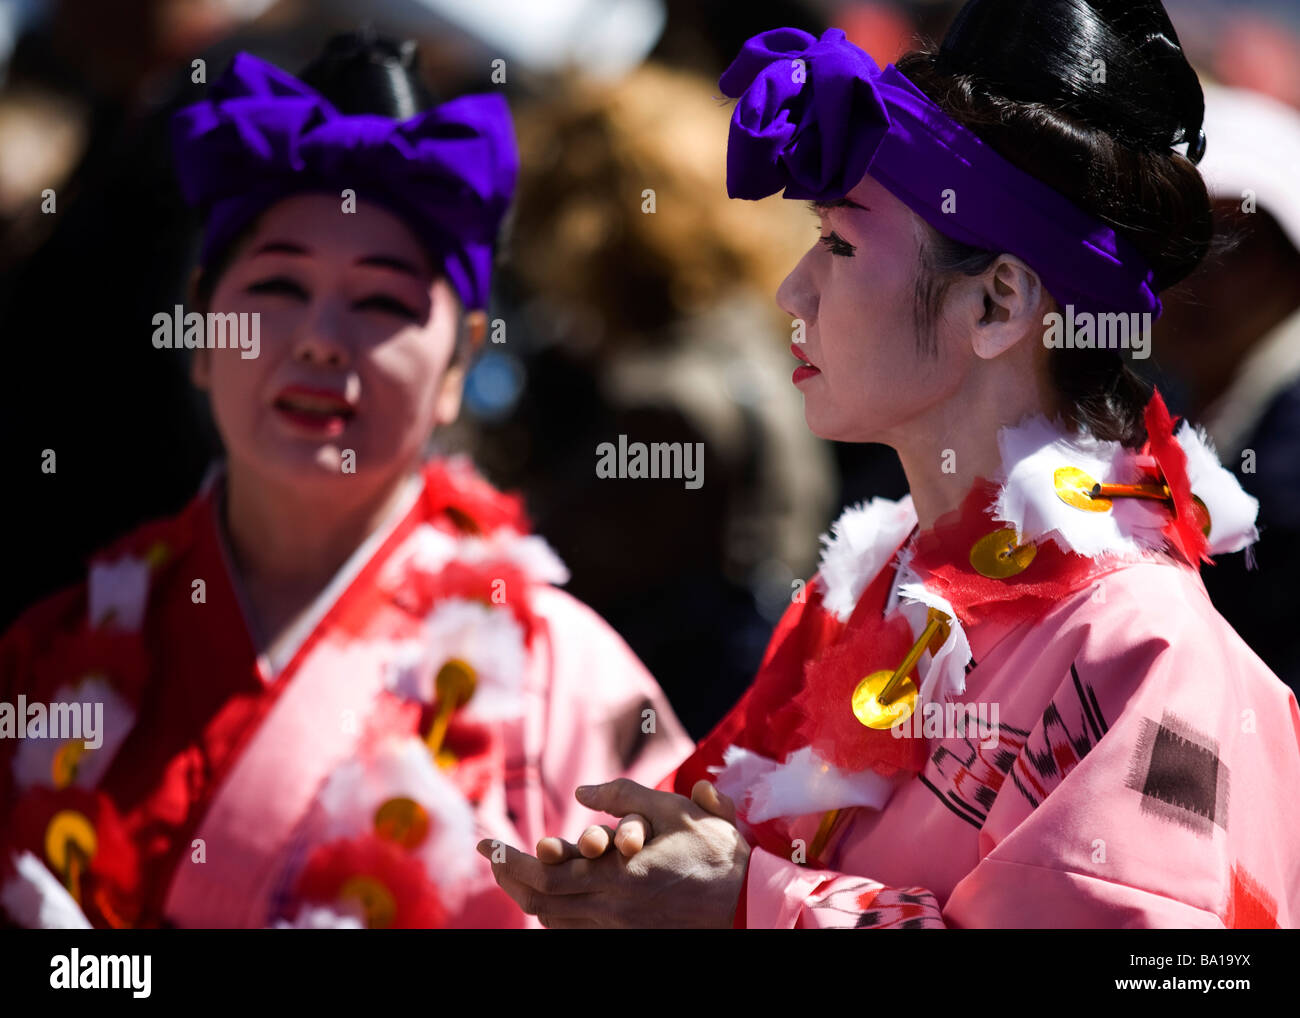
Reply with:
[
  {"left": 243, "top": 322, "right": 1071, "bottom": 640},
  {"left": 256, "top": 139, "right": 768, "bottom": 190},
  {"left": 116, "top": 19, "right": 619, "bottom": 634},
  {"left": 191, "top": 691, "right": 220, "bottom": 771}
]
[{"left": 424, "top": 658, "right": 478, "bottom": 767}]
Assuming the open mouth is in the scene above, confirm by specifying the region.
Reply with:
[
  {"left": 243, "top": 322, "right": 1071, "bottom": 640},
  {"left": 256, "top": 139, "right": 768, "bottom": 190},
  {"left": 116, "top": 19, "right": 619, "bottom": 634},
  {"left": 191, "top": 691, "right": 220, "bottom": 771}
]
[
  {"left": 272, "top": 385, "right": 356, "bottom": 435},
  {"left": 790, "top": 343, "right": 821, "bottom": 384}
]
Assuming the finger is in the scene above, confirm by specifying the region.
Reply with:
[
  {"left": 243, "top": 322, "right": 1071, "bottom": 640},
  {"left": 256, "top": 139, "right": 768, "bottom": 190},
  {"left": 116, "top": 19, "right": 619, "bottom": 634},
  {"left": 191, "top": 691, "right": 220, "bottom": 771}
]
[
  {"left": 536, "top": 836, "right": 582, "bottom": 865},
  {"left": 476, "top": 840, "right": 591, "bottom": 896},
  {"left": 491, "top": 867, "right": 541, "bottom": 915},
  {"left": 613, "top": 814, "right": 650, "bottom": 856},
  {"left": 574, "top": 778, "right": 688, "bottom": 825},
  {"left": 537, "top": 915, "right": 604, "bottom": 929},
  {"left": 493, "top": 869, "right": 602, "bottom": 922},
  {"left": 577, "top": 825, "right": 616, "bottom": 859},
  {"left": 690, "top": 780, "right": 737, "bottom": 824}
]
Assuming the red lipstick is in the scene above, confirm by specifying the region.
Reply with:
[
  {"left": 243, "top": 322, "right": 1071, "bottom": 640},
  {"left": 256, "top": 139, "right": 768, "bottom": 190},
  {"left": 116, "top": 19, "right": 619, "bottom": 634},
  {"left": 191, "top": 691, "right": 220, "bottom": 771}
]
[
  {"left": 271, "top": 384, "right": 356, "bottom": 437},
  {"left": 791, "top": 344, "right": 820, "bottom": 385}
]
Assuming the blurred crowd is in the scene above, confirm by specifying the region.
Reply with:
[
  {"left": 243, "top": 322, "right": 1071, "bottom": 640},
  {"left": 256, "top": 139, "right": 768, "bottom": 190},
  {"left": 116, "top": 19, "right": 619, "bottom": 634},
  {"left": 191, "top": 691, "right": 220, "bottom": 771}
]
[{"left": 2, "top": 0, "right": 1298, "bottom": 734}]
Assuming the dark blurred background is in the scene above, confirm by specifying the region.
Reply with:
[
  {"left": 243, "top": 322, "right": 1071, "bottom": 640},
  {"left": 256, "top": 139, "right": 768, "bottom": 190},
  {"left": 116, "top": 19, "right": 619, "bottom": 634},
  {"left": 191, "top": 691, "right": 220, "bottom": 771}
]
[{"left": 2, "top": 0, "right": 1297, "bottom": 736}]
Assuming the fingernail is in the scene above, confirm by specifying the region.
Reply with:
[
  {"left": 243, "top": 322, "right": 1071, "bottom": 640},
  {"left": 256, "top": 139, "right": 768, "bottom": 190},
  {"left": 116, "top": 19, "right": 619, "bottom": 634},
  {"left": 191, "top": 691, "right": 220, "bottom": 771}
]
[{"left": 575, "top": 785, "right": 594, "bottom": 802}]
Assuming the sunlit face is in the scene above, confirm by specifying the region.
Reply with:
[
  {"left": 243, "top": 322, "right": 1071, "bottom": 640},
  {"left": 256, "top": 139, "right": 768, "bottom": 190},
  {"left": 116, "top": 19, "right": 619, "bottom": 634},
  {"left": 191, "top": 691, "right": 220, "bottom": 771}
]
[
  {"left": 777, "top": 172, "right": 970, "bottom": 444},
  {"left": 193, "top": 193, "right": 475, "bottom": 492}
]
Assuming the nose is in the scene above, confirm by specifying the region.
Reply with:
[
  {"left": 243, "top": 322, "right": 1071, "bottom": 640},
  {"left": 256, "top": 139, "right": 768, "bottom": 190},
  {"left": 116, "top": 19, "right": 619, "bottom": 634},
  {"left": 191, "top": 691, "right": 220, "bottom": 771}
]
[
  {"left": 291, "top": 302, "right": 350, "bottom": 370},
  {"left": 776, "top": 248, "right": 818, "bottom": 326}
]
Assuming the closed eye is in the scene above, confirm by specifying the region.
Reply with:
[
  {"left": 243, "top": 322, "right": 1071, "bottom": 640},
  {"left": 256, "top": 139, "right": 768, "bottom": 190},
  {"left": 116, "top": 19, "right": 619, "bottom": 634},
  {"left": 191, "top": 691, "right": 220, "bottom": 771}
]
[
  {"left": 246, "top": 276, "right": 308, "bottom": 299},
  {"left": 352, "top": 294, "right": 420, "bottom": 320}
]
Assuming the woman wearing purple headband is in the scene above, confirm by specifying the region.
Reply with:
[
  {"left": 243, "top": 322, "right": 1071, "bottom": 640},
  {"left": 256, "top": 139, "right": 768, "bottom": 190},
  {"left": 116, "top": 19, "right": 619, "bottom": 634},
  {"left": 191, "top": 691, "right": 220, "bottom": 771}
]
[
  {"left": 486, "top": 0, "right": 1300, "bottom": 928},
  {"left": 0, "top": 32, "right": 690, "bottom": 929}
]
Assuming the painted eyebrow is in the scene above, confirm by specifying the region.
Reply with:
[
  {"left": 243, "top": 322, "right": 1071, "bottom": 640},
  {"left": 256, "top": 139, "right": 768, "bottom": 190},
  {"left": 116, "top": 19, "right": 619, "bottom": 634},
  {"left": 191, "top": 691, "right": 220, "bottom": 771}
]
[
  {"left": 248, "top": 242, "right": 424, "bottom": 278},
  {"left": 810, "top": 198, "right": 869, "bottom": 211},
  {"left": 354, "top": 254, "right": 426, "bottom": 278},
  {"left": 250, "top": 240, "right": 309, "bottom": 257}
]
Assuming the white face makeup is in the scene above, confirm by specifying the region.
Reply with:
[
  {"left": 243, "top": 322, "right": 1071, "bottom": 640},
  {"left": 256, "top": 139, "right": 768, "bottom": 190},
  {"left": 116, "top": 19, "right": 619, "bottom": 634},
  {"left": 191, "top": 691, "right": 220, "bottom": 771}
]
[
  {"left": 778, "top": 172, "right": 972, "bottom": 446},
  {"left": 193, "top": 193, "right": 470, "bottom": 491}
]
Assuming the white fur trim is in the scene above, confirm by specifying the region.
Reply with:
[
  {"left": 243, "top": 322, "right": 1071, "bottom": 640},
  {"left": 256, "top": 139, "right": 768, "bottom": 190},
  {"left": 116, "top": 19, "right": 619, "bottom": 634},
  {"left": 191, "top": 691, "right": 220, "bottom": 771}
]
[
  {"left": 992, "top": 412, "right": 1260, "bottom": 562},
  {"left": 1176, "top": 422, "right": 1260, "bottom": 556},
  {"left": 385, "top": 523, "right": 570, "bottom": 590},
  {"left": 711, "top": 744, "right": 898, "bottom": 823},
  {"left": 422, "top": 600, "right": 527, "bottom": 722},
  {"left": 816, "top": 496, "right": 917, "bottom": 622},
  {"left": 87, "top": 553, "right": 150, "bottom": 632},
  {"left": 11, "top": 678, "right": 135, "bottom": 793},
  {"left": 381, "top": 599, "right": 527, "bottom": 722},
  {"left": 312, "top": 736, "right": 478, "bottom": 910},
  {"left": 1, "top": 852, "right": 92, "bottom": 929},
  {"left": 388, "top": 524, "right": 460, "bottom": 581},
  {"left": 486, "top": 534, "right": 570, "bottom": 587},
  {"left": 894, "top": 584, "right": 972, "bottom": 705},
  {"left": 274, "top": 905, "right": 366, "bottom": 929},
  {"left": 710, "top": 744, "right": 777, "bottom": 809},
  {"left": 382, "top": 639, "right": 434, "bottom": 703},
  {"left": 994, "top": 416, "right": 1167, "bottom": 558}
]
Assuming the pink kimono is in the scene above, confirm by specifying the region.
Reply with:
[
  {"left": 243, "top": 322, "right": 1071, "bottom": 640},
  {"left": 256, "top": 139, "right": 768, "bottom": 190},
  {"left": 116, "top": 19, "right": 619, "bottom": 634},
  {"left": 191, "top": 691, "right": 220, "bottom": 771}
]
[
  {"left": 669, "top": 402, "right": 1300, "bottom": 928},
  {"left": 0, "top": 457, "right": 692, "bottom": 928}
]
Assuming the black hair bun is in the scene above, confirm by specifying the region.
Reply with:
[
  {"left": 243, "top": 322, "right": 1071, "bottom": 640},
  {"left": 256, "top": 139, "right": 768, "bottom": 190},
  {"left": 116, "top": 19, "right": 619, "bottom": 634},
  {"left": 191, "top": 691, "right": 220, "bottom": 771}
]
[
  {"left": 898, "top": 0, "right": 1215, "bottom": 446},
  {"left": 298, "top": 27, "right": 437, "bottom": 119},
  {"left": 939, "top": 0, "right": 1205, "bottom": 163}
]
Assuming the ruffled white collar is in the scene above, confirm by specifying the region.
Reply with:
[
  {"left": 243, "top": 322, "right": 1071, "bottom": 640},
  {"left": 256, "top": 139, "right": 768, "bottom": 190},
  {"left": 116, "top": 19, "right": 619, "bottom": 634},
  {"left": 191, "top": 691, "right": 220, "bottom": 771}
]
[
  {"left": 992, "top": 415, "right": 1258, "bottom": 561},
  {"left": 817, "top": 412, "right": 1260, "bottom": 620}
]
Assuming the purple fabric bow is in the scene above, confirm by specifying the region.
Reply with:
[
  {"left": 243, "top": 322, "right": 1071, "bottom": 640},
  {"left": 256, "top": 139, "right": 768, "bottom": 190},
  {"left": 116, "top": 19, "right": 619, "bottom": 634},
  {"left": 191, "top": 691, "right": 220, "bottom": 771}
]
[
  {"left": 720, "top": 28, "right": 1163, "bottom": 318},
  {"left": 721, "top": 27, "right": 889, "bottom": 203},
  {"left": 172, "top": 52, "right": 518, "bottom": 310}
]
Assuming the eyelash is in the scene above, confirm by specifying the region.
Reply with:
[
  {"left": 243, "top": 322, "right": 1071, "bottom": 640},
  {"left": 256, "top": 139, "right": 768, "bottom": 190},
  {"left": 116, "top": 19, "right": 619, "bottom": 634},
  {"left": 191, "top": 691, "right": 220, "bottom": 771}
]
[
  {"left": 245, "top": 278, "right": 419, "bottom": 319},
  {"left": 806, "top": 203, "right": 856, "bottom": 257},
  {"left": 817, "top": 231, "right": 856, "bottom": 257},
  {"left": 354, "top": 294, "right": 419, "bottom": 320},
  {"left": 247, "top": 276, "right": 306, "bottom": 299}
]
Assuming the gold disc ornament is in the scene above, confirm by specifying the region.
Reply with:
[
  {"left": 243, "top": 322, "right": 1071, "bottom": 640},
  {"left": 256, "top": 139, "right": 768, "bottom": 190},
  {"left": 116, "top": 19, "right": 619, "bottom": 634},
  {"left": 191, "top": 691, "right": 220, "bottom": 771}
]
[
  {"left": 435, "top": 658, "right": 477, "bottom": 710},
  {"left": 373, "top": 797, "right": 431, "bottom": 850},
  {"left": 852, "top": 670, "right": 918, "bottom": 730},
  {"left": 45, "top": 810, "right": 97, "bottom": 902},
  {"left": 45, "top": 811, "right": 97, "bottom": 871},
  {"left": 1054, "top": 466, "right": 1111, "bottom": 512},
  {"left": 338, "top": 875, "right": 397, "bottom": 930},
  {"left": 1191, "top": 495, "right": 1213, "bottom": 538},
  {"left": 970, "top": 528, "right": 1038, "bottom": 579},
  {"left": 850, "top": 608, "right": 951, "bottom": 731},
  {"left": 425, "top": 658, "right": 479, "bottom": 767},
  {"left": 51, "top": 739, "right": 88, "bottom": 789}
]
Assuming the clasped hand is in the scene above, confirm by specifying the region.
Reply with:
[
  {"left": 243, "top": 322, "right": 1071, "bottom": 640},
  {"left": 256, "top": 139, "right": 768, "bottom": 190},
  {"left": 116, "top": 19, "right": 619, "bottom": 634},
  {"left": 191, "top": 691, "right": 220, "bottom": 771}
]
[{"left": 476, "top": 778, "right": 751, "bottom": 929}]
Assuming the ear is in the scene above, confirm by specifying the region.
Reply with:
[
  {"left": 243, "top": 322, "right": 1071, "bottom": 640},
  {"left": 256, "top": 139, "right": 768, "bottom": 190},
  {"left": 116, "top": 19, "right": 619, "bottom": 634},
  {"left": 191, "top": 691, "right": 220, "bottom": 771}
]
[
  {"left": 460, "top": 309, "right": 488, "bottom": 357},
  {"left": 968, "top": 255, "right": 1047, "bottom": 361},
  {"left": 431, "top": 310, "right": 488, "bottom": 426}
]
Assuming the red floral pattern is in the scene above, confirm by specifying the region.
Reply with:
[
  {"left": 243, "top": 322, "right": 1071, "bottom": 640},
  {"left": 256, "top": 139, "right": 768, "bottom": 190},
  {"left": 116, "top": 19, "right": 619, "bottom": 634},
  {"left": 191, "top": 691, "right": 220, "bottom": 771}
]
[
  {"left": 420, "top": 456, "right": 529, "bottom": 536},
  {"left": 4, "top": 786, "right": 141, "bottom": 928},
  {"left": 2, "top": 457, "right": 542, "bottom": 929},
  {"left": 293, "top": 835, "right": 448, "bottom": 929}
]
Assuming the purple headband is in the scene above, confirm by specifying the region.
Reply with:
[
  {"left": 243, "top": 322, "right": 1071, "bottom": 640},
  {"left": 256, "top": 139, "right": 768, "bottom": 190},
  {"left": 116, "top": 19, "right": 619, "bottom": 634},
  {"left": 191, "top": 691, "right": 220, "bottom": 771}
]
[
  {"left": 171, "top": 52, "right": 518, "bottom": 310},
  {"left": 721, "top": 28, "right": 1163, "bottom": 318}
]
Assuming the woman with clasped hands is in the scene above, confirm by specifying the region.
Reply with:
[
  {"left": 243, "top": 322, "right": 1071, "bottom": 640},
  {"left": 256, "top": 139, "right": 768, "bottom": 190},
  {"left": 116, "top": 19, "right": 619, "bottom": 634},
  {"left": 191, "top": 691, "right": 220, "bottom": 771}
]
[{"left": 481, "top": 2, "right": 1300, "bottom": 931}]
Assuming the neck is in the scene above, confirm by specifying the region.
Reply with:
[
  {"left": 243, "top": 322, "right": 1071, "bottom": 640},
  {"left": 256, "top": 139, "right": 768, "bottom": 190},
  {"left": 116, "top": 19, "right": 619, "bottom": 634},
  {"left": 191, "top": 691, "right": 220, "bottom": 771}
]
[
  {"left": 222, "top": 459, "right": 417, "bottom": 596},
  {"left": 885, "top": 358, "right": 1059, "bottom": 532}
]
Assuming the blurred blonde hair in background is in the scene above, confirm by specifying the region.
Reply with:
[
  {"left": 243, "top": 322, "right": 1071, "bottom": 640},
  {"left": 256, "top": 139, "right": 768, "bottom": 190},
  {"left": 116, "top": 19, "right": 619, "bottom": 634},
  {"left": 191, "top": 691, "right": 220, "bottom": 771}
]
[{"left": 510, "top": 61, "right": 814, "bottom": 350}]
